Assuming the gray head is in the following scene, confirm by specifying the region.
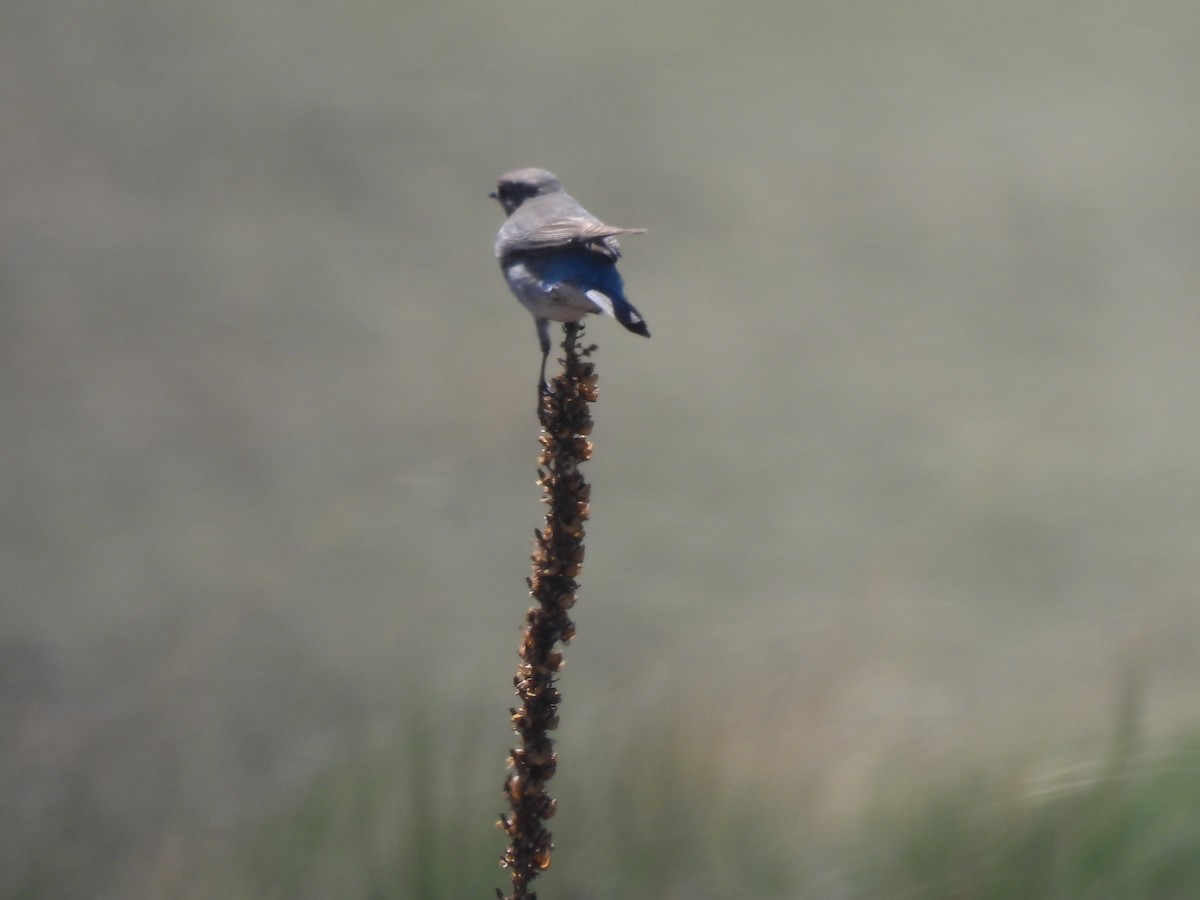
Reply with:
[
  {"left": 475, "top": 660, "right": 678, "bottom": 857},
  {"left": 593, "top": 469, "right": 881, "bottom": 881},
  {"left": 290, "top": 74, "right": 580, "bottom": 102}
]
[{"left": 490, "top": 168, "right": 563, "bottom": 215}]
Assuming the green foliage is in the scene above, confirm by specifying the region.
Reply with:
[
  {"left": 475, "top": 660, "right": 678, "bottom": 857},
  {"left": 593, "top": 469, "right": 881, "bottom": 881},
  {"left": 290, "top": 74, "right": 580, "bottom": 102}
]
[
  {"left": 177, "top": 726, "right": 1200, "bottom": 900},
  {"left": 228, "top": 719, "right": 504, "bottom": 900},
  {"left": 854, "top": 736, "right": 1200, "bottom": 900}
]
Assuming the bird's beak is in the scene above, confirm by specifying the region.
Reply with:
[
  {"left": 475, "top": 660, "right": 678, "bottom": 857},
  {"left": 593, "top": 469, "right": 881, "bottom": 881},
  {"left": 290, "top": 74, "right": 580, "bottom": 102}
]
[{"left": 488, "top": 190, "right": 498, "bottom": 200}]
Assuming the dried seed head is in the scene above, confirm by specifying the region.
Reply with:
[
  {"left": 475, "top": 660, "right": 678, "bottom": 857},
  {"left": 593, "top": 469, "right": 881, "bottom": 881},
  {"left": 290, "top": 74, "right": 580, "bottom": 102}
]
[{"left": 500, "top": 321, "right": 598, "bottom": 900}]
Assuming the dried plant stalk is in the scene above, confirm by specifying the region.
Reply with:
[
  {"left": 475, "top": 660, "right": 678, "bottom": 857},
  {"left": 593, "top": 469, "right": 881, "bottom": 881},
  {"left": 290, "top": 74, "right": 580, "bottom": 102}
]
[{"left": 497, "top": 322, "right": 597, "bottom": 900}]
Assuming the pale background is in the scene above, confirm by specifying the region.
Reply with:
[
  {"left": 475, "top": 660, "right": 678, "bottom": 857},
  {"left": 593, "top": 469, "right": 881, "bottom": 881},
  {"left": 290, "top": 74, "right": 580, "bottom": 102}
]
[{"left": 3, "top": 1, "right": 1199, "bottom": 896}]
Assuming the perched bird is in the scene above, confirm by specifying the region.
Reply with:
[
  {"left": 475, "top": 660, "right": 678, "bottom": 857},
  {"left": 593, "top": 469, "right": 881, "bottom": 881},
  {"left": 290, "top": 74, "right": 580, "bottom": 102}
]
[{"left": 491, "top": 168, "right": 650, "bottom": 388}]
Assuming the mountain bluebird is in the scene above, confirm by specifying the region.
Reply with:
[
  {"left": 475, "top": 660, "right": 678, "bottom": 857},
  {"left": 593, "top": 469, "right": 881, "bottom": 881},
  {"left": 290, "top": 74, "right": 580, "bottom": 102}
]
[{"left": 491, "top": 168, "right": 650, "bottom": 387}]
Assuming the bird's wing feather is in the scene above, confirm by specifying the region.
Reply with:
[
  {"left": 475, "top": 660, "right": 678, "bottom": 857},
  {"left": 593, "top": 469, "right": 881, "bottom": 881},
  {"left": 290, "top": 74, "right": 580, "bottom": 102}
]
[
  {"left": 516, "top": 217, "right": 646, "bottom": 255},
  {"left": 584, "top": 289, "right": 616, "bottom": 317}
]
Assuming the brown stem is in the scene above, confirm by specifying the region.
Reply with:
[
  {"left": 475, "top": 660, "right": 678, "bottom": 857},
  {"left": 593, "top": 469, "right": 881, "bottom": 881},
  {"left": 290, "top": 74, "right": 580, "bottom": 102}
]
[{"left": 497, "top": 322, "right": 597, "bottom": 900}]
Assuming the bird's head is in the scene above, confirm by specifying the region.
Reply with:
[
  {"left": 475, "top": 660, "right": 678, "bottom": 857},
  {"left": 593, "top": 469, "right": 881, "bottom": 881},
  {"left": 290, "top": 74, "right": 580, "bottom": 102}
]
[{"left": 490, "top": 168, "right": 563, "bottom": 215}]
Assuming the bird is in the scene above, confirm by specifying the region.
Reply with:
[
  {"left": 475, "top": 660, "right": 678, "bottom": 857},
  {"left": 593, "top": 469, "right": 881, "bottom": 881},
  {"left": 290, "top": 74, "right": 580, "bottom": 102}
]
[{"left": 491, "top": 167, "right": 650, "bottom": 388}]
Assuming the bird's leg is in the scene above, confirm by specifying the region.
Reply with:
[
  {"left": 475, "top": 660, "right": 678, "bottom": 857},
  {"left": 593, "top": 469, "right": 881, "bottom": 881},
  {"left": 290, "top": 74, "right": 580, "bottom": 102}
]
[{"left": 536, "top": 318, "right": 551, "bottom": 394}]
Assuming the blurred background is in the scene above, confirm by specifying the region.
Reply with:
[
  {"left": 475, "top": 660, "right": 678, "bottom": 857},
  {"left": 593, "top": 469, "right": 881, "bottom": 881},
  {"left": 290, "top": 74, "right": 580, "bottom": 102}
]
[{"left": 3, "top": 1, "right": 1200, "bottom": 897}]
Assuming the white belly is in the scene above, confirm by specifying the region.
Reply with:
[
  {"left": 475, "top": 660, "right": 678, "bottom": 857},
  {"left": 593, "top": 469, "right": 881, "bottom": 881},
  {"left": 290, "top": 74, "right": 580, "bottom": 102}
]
[{"left": 503, "top": 261, "right": 601, "bottom": 323}]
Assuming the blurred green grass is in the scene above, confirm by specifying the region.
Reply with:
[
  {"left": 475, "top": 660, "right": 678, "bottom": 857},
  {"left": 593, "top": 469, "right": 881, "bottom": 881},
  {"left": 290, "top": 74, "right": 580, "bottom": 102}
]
[
  {"left": 853, "top": 735, "right": 1200, "bottom": 900},
  {"left": 2, "top": 0, "right": 1200, "bottom": 896},
  {"left": 22, "top": 711, "right": 1193, "bottom": 900}
]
